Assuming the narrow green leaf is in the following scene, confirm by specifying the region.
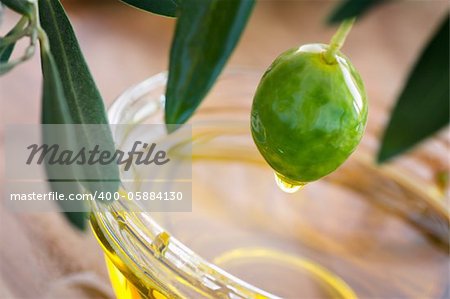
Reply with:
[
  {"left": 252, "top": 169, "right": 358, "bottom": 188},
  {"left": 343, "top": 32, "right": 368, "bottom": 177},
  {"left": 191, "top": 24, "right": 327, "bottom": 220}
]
[
  {"left": 38, "top": 0, "right": 120, "bottom": 193},
  {"left": 0, "top": 42, "right": 15, "bottom": 63},
  {"left": 328, "top": 0, "right": 385, "bottom": 24},
  {"left": 120, "top": 0, "right": 178, "bottom": 17},
  {"left": 38, "top": 0, "right": 110, "bottom": 125},
  {"left": 378, "top": 15, "right": 449, "bottom": 163},
  {"left": 1, "top": 0, "right": 32, "bottom": 16},
  {"left": 40, "top": 49, "right": 73, "bottom": 124},
  {"left": 62, "top": 211, "right": 87, "bottom": 230},
  {"left": 165, "top": 0, "right": 254, "bottom": 126},
  {"left": 38, "top": 0, "right": 121, "bottom": 229},
  {"left": 0, "top": 36, "right": 16, "bottom": 64},
  {"left": 40, "top": 49, "right": 87, "bottom": 230}
]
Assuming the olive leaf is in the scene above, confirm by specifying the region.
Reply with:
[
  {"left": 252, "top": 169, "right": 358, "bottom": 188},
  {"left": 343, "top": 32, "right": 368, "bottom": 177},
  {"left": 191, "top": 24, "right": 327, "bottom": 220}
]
[
  {"left": 38, "top": 0, "right": 112, "bottom": 126},
  {"left": 328, "top": 0, "right": 385, "bottom": 24},
  {"left": 38, "top": 0, "right": 121, "bottom": 228},
  {"left": 0, "top": 43, "right": 15, "bottom": 63},
  {"left": 0, "top": 29, "right": 17, "bottom": 63},
  {"left": 38, "top": 0, "right": 120, "bottom": 186},
  {"left": 120, "top": 0, "right": 178, "bottom": 17},
  {"left": 165, "top": 0, "right": 255, "bottom": 127},
  {"left": 1, "top": 0, "right": 32, "bottom": 16},
  {"left": 40, "top": 50, "right": 73, "bottom": 125},
  {"left": 40, "top": 49, "right": 87, "bottom": 230},
  {"left": 377, "top": 15, "right": 449, "bottom": 163}
]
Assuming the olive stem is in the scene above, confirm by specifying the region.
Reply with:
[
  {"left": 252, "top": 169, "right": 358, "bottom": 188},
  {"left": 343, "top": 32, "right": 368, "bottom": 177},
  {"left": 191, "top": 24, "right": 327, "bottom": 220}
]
[{"left": 323, "top": 18, "right": 356, "bottom": 64}]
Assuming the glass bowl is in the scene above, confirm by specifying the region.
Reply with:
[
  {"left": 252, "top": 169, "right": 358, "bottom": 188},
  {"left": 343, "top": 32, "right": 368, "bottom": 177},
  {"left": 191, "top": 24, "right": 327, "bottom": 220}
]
[{"left": 90, "top": 70, "right": 449, "bottom": 299}]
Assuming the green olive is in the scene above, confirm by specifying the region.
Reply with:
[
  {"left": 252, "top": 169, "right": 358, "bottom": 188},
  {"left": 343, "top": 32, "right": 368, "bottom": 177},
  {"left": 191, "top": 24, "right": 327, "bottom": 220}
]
[{"left": 251, "top": 43, "right": 368, "bottom": 185}]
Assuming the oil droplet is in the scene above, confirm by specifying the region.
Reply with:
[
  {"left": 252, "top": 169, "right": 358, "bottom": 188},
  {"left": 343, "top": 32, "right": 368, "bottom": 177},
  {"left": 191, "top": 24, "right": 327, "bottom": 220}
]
[{"left": 274, "top": 173, "right": 306, "bottom": 193}]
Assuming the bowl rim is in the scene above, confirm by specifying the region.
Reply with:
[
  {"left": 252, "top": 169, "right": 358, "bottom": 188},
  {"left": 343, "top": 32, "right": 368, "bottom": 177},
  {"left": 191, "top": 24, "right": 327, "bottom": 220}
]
[{"left": 91, "top": 69, "right": 448, "bottom": 299}]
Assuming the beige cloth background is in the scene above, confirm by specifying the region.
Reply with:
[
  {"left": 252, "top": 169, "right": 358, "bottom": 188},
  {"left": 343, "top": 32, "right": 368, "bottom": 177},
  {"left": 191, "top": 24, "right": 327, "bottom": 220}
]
[{"left": 0, "top": 1, "right": 448, "bottom": 298}]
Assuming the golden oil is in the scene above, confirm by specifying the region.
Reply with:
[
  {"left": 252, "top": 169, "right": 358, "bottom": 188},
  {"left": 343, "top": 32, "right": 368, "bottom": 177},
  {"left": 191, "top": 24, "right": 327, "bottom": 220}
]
[
  {"left": 90, "top": 215, "right": 172, "bottom": 299},
  {"left": 90, "top": 212, "right": 357, "bottom": 299}
]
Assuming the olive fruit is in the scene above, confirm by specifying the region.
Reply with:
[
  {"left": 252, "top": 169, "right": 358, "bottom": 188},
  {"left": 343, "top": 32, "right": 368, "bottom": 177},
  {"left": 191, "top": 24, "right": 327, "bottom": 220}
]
[{"left": 251, "top": 43, "right": 368, "bottom": 186}]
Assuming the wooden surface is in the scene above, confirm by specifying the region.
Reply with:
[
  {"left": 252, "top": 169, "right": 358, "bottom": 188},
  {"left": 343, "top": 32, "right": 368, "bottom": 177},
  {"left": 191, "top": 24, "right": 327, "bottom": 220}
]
[{"left": 0, "top": 1, "right": 448, "bottom": 298}]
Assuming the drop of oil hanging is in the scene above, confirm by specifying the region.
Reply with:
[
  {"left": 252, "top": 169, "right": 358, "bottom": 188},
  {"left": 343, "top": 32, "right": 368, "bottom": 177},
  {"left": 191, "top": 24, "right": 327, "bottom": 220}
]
[{"left": 274, "top": 173, "right": 306, "bottom": 193}]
